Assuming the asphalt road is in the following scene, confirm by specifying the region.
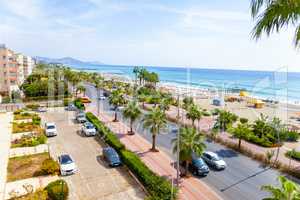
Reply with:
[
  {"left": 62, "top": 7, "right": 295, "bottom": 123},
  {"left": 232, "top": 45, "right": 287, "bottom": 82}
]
[
  {"left": 40, "top": 107, "right": 145, "bottom": 200},
  {"left": 85, "top": 84, "right": 282, "bottom": 200}
]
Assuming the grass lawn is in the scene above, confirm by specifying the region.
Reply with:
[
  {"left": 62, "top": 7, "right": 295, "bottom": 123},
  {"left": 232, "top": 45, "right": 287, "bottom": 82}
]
[{"left": 7, "top": 153, "right": 51, "bottom": 182}]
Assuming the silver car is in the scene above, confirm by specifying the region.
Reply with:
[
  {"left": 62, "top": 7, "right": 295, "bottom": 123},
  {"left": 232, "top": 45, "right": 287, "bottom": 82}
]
[
  {"left": 202, "top": 151, "right": 226, "bottom": 170},
  {"left": 81, "top": 122, "right": 97, "bottom": 136}
]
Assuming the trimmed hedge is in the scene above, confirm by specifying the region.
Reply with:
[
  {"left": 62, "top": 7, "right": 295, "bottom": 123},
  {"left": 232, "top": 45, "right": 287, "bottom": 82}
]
[
  {"left": 45, "top": 179, "right": 69, "bottom": 200},
  {"left": 74, "top": 98, "right": 85, "bottom": 110},
  {"left": 86, "top": 112, "right": 177, "bottom": 200}
]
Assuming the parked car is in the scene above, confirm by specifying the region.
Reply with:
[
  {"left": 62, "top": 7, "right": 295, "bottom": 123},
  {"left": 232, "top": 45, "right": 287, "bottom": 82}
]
[
  {"left": 76, "top": 111, "right": 87, "bottom": 123},
  {"left": 81, "top": 122, "right": 97, "bottom": 136},
  {"left": 45, "top": 122, "right": 57, "bottom": 137},
  {"left": 65, "top": 103, "right": 77, "bottom": 111},
  {"left": 102, "top": 147, "right": 122, "bottom": 167},
  {"left": 37, "top": 106, "right": 47, "bottom": 112},
  {"left": 103, "top": 92, "right": 109, "bottom": 97},
  {"left": 98, "top": 95, "right": 106, "bottom": 100},
  {"left": 202, "top": 151, "right": 226, "bottom": 170},
  {"left": 188, "top": 157, "right": 210, "bottom": 176},
  {"left": 58, "top": 154, "right": 77, "bottom": 176},
  {"left": 116, "top": 106, "right": 125, "bottom": 111},
  {"left": 80, "top": 97, "right": 91, "bottom": 103}
]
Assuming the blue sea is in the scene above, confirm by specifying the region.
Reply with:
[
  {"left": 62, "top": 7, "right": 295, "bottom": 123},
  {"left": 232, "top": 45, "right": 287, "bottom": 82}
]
[{"left": 71, "top": 64, "right": 300, "bottom": 103}]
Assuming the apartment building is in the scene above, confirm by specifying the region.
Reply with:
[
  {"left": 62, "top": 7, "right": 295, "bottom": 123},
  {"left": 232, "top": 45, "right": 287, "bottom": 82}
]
[{"left": 0, "top": 44, "right": 35, "bottom": 95}]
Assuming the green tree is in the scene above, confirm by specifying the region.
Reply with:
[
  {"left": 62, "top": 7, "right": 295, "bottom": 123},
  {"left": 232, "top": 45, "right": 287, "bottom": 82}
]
[
  {"left": 261, "top": 176, "right": 300, "bottom": 200},
  {"left": 172, "top": 127, "right": 206, "bottom": 176},
  {"left": 159, "top": 96, "right": 172, "bottom": 113},
  {"left": 108, "top": 89, "right": 125, "bottom": 122},
  {"left": 186, "top": 104, "right": 202, "bottom": 127},
  {"left": 143, "top": 107, "right": 167, "bottom": 152},
  {"left": 251, "top": 0, "right": 300, "bottom": 47},
  {"left": 76, "top": 85, "right": 86, "bottom": 97},
  {"left": 183, "top": 96, "right": 194, "bottom": 110},
  {"left": 229, "top": 123, "right": 252, "bottom": 149},
  {"left": 213, "top": 110, "right": 238, "bottom": 132},
  {"left": 123, "top": 101, "right": 142, "bottom": 135}
]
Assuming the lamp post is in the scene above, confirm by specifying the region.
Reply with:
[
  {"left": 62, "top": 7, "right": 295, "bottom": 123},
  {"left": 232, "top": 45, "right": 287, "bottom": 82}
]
[{"left": 176, "top": 94, "right": 180, "bottom": 186}]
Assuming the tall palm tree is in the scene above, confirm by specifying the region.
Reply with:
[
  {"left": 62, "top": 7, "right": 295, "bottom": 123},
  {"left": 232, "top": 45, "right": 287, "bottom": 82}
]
[
  {"left": 123, "top": 101, "right": 142, "bottom": 135},
  {"left": 159, "top": 97, "right": 172, "bottom": 113},
  {"left": 143, "top": 107, "right": 167, "bottom": 152},
  {"left": 251, "top": 0, "right": 300, "bottom": 47},
  {"left": 76, "top": 85, "right": 86, "bottom": 97},
  {"left": 213, "top": 110, "right": 238, "bottom": 132},
  {"left": 172, "top": 127, "right": 206, "bottom": 176},
  {"left": 108, "top": 89, "right": 125, "bottom": 122},
  {"left": 186, "top": 104, "right": 202, "bottom": 127},
  {"left": 261, "top": 176, "right": 300, "bottom": 200}
]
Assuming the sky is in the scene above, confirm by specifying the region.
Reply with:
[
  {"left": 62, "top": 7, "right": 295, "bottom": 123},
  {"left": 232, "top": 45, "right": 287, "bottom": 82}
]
[{"left": 0, "top": 0, "right": 299, "bottom": 72}]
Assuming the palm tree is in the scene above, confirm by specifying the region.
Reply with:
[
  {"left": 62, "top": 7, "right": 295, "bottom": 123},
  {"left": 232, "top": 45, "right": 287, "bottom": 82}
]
[
  {"left": 251, "top": 0, "right": 300, "bottom": 47},
  {"left": 172, "top": 127, "right": 206, "bottom": 176},
  {"left": 159, "top": 97, "right": 172, "bottom": 113},
  {"left": 108, "top": 89, "right": 125, "bottom": 122},
  {"left": 123, "top": 101, "right": 142, "bottom": 135},
  {"left": 133, "top": 66, "right": 140, "bottom": 84},
  {"left": 76, "top": 85, "right": 86, "bottom": 97},
  {"left": 229, "top": 123, "right": 252, "bottom": 149},
  {"left": 261, "top": 176, "right": 300, "bottom": 200},
  {"left": 138, "top": 93, "right": 147, "bottom": 109},
  {"left": 182, "top": 96, "right": 194, "bottom": 110},
  {"left": 186, "top": 104, "right": 202, "bottom": 127},
  {"left": 143, "top": 107, "right": 167, "bottom": 152},
  {"left": 213, "top": 110, "right": 238, "bottom": 132}
]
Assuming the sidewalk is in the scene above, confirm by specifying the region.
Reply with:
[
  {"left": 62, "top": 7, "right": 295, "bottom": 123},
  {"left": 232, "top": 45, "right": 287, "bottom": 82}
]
[
  {"left": 163, "top": 105, "right": 300, "bottom": 168},
  {"left": 87, "top": 106, "right": 222, "bottom": 200},
  {"left": 4, "top": 175, "right": 58, "bottom": 199},
  {"left": 0, "top": 112, "right": 13, "bottom": 200}
]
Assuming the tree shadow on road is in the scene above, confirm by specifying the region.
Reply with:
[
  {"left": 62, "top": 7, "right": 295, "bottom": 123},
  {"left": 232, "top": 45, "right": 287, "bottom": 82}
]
[{"left": 215, "top": 149, "right": 238, "bottom": 158}]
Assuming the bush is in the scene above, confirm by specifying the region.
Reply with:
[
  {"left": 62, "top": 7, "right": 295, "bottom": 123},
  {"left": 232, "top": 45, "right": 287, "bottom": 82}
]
[
  {"left": 240, "top": 118, "right": 248, "bottom": 124},
  {"left": 41, "top": 158, "right": 60, "bottom": 175},
  {"left": 45, "top": 179, "right": 69, "bottom": 200},
  {"left": 26, "top": 104, "right": 40, "bottom": 110},
  {"left": 32, "top": 115, "right": 41, "bottom": 125},
  {"left": 74, "top": 98, "right": 85, "bottom": 110},
  {"left": 11, "top": 134, "right": 47, "bottom": 148},
  {"left": 86, "top": 112, "right": 177, "bottom": 200},
  {"left": 202, "top": 111, "right": 211, "bottom": 116},
  {"left": 287, "top": 130, "right": 299, "bottom": 142},
  {"left": 286, "top": 149, "right": 300, "bottom": 161}
]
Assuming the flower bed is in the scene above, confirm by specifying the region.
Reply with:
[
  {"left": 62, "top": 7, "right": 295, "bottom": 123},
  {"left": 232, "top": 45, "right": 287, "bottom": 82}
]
[
  {"left": 11, "top": 133, "right": 47, "bottom": 148},
  {"left": 12, "top": 122, "right": 42, "bottom": 134},
  {"left": 7, "top": 153, "right": 59, "bottom": 182}
]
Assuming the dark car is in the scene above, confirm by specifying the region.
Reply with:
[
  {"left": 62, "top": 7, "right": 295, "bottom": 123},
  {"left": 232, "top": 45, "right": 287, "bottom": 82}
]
[
  {"left": 102, "top": 147, "right": 121, "bottom": 167},
  {"left": 189, "top": 157, "right": 210, "bottom": 176}
]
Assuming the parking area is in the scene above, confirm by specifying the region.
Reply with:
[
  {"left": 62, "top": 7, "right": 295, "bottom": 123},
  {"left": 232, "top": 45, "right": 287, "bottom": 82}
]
[{"left": 40, "top": 107, "right": 145, "bottom": 200}]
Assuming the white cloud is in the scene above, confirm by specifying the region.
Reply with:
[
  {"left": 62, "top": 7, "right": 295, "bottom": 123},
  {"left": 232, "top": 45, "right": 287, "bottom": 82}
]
[{"left": 1, "top": 0, "right": 43, "bottom": 19}]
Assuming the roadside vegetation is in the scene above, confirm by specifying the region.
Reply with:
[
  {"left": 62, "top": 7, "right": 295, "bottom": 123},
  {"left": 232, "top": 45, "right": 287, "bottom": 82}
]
[{"left": 7, "top": 153, "right": 59, "bottom": 182}]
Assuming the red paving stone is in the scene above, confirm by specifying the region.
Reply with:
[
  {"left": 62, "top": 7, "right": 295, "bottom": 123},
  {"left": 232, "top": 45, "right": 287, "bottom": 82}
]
[{"left": 87, "top": 106, "right": 222, "bottom": 200}]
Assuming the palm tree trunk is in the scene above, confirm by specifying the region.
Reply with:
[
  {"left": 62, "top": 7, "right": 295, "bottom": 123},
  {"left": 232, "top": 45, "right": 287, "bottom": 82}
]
[
  {"left": 129, "top": 119, "right": 134, "bottom": 135},
  {"left": 192, "top": 120, "right": 195, "bottom": 127},
  {"left": 113, "top": 111, "right": 118, "bottom": 122},
  {"left": 185, "top": 161, "right": 189, "bottom": 176},
  {"left": 151, "top": 134, "right": 157, "bottom": 151},
  {"left": 142, "top": 102, "right": 145, "bottom": 109},
  {"left": 238, "top": 138, "right": 241, "bottom": 149}
]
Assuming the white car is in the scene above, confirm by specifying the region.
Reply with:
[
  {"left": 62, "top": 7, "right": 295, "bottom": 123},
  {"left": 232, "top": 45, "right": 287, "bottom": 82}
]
[
  {"left": 45, "top": 122, "right": 57, "bottom": 137},
  {"left": 59, "top": 154, "right": 77, "bottom": 176},
  {"left": 202, "top": 151, "right": 226, "bottom": 170},
  {"left": 81, "top": 122, "right": 97, "bottom": 136},
  {"left": 98, "top": 95, "right": 106, "bottom": 100}
]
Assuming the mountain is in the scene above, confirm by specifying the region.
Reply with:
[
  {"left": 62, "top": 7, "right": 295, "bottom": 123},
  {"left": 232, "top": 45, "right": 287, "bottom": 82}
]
[{"left": 35, "top": 56, "right": 105, "bottom": 66}]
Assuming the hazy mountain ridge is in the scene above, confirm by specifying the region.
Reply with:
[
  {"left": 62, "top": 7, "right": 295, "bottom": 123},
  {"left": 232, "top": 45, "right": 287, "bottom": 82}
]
[{"left": 35, "top": 56, "right": 105, "bottom": 66}]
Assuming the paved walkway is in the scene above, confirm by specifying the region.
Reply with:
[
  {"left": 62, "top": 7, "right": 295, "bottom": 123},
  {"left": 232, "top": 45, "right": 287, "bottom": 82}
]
[
  {"left": 0, "top": 112, "right": 13, "bottom": 200},
  {"left": 9, "top": 144, "right": 49, "bottom": 158},
  {"left": 158, "top": 104, "right": 300, "bottom": 168},
  {"left": 4, "top": 175, "right": 58, "bottom": 199},
  {"left": 87, "top": 106, "right": 222, "bottom": 200}
]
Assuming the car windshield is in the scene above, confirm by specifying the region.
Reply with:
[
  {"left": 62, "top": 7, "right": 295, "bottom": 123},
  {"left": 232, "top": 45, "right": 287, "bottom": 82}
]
[
  {"left": 61, "top": 155, "right": 73, "bottom": 164},
  {"left": 211, "top": 154, "right": 221, "bottom": 161},
  {"left": 78, "top": 114, "right": 85, "bottom": 117},
  {"left": 47, "top": 125, "right": 55, "bottom": 129},
  {"left": 193, "top": 158, "right": 205, "bottom": 166},
  {"left": 86, "top": 124, "right": 94, "bottom": 129}
]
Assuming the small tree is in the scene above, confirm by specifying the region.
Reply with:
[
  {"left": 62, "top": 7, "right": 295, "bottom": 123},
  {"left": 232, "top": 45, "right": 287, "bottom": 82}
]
[
  {"left": 213, "top": 110, "right": 238, "bottom": 132},
  {"left": 186, "top": 104, "right": 202, "bottom": 127},
  {"left": 229, "top": 123, "right": 252, "bottom": 149},
  {"left": 182, "top": 96, "right": 194, "bottom": 110},
  {"left": 108, "top": 89, "right": 125, "bottom": 122},
  {"left": 172, "top": 127, "right": 206, "bottom": 176},
  {"left": 143, "top": 107, "right": 167, "bottom": 152},
  {"left": 123, "top": 101, "right": 141, "bottom": 135}
]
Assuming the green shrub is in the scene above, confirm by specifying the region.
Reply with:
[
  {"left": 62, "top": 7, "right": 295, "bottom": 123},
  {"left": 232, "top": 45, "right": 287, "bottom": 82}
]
[
  {"left": 74, "top": 98, "right": 85, "bottom": 110},
  {"left": 240, "top": 118, "right": 249, "bottom": 124},
  {"left": 41, "top": 158, "right": 60, "bottom": 175},
  {"left": 26, "top": 104, "right": 40, "bottom": 110},
  {"left": 11, "top": 134, "right": 47, "bottom": 148},
  {"left": 287, "top": 130, "right": 299, "bottom": 142},
  {"left": 202, "top": 111, "right": 211, "bottom": 116},
  {"left": 32, "top": 115, "right": 41, "bottom": 125},
  {"left": 86, "top": 112, "right": 177, "bottom": 200},
  {"left": 45, "top": 179, "right": 69, "bottom": 200},
  {"left": 286, "top": 149, "right": 300, "bottom": 161}
]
